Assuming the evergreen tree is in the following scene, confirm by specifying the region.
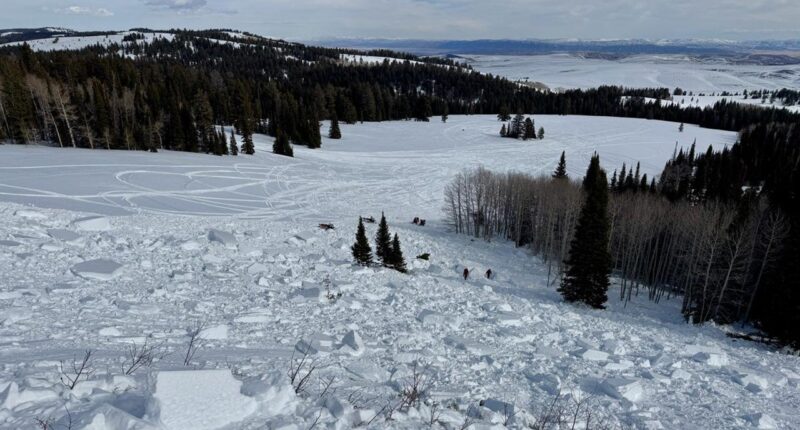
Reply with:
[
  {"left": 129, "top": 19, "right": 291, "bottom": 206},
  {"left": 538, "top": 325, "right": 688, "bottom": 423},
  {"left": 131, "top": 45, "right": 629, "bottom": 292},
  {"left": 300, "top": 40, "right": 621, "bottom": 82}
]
[
  {"left": 328, "top": 116, "right": 341, "bottom": 139},
  {"left": 537, "top": 127, "right": 545, "bottom": 139},
  {"left": 229, "top": 130, "right": 238, "bottom": 155},
  {"left": 241, "top": 132, "right": 255, "bottom": 155},
  {"left": 509, "top": 112, "right": 525, "bottom": 138},
  {"left": 413, "top": 97, "right": 432, "bottom": 122},
  {"left": 441, "top": 105, "right": 449, "bottom": 123},
  {"left": 500, "top": 123, "right": 507, "bottom": 137},
  {"left": 553, "top": 151, "right": 567, "bottom": 179},
  {"left": 497, "top": 105, "right": 511, "bottom": 122},
  {"left": 389, "top": 233, "right": 407, "bottom": 273},
  {"left": 559, "top": 155, "right": 611, "bottom": 309},
  {"left": 679, "top": 122, "right": 685, "bottom": 132},
  {"left": 375, "top": 212, "right": 392, "bottom": 265},
  {"left": 523, "top": 117, "right": 535, "bottom": 140},
  {"left": 272, "top": 132, "right": 293, "bottom": 157},
  {"left": 351, "top": 217, "right": 373, "bottom": 266}
]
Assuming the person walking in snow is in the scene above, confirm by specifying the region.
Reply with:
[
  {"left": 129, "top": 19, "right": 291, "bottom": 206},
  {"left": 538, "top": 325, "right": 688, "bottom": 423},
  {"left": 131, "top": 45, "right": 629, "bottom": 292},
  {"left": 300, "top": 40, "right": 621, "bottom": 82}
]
[
  {"left": 485, "top": 269, "right": 492, "bottom": 279},
  {"left": 463, "top": 267, "right": 469, "bottom": 280}
]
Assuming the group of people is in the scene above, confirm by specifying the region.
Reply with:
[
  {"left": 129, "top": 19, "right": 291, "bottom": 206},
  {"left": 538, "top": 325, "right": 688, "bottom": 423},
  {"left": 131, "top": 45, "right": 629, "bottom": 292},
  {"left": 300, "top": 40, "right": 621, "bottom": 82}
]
[{"left": 463, "top": 267, "right": 492, "bottom": 280}]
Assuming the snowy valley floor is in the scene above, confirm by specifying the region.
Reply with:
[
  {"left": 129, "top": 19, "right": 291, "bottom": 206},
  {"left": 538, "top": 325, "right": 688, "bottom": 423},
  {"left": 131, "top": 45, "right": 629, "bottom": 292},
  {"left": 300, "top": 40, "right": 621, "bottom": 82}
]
[{"left": 0, "top": 116, "right": 797, "bottom": 429}]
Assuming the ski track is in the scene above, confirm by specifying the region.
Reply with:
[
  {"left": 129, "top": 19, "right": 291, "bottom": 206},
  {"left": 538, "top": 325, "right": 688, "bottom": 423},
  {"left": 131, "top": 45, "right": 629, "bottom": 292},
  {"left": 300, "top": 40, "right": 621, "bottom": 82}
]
[{"left": 1, "top": 115, "right": 795, "bottom": 430}]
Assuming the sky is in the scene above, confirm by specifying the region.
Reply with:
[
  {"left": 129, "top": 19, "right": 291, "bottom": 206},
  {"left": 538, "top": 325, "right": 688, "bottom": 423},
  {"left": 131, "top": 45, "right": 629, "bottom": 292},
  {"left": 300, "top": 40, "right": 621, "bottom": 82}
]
[{"left": 2, "top": 0, "right": 800, "bottom": 41}]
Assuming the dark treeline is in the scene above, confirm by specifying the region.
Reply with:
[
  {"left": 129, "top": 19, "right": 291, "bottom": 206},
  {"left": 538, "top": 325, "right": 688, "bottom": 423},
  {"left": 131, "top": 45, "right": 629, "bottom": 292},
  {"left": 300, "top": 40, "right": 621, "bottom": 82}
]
[
  {"left": 3, "top": 30, "right": 800, "bottom": 155},
  {"left": 446, "top": 126, "right": 799, "bottom": 347}
]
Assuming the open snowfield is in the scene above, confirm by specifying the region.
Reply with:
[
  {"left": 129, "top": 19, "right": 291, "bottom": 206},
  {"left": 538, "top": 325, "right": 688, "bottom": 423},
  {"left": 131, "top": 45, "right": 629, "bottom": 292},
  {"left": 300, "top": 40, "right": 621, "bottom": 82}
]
[
  {"left": 1, "top": 115, "right": 798, "bottom": 429},
  {"left": 465, "top": 54, "right": 800, "bottom": 93}
]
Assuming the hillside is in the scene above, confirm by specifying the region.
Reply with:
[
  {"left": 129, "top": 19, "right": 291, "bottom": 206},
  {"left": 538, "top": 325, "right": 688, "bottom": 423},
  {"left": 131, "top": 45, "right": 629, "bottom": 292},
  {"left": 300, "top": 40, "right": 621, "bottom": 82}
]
[{"left": 4, "top": 117, "right": 798, "bottom": 430}]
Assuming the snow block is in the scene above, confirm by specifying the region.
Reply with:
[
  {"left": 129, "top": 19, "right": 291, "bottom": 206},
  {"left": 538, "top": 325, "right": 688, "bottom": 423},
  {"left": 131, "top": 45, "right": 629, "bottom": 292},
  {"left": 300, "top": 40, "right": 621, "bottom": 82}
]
[
  {"left": 208, "top": 229, "right": 237, "bottom": 248},
  {"left": 600, "top": 377, "right": 644, "bottom": 403},
  {"left": 240, "top": 371, "right": 297, "bottom": 417},
  {"left": 692, "top": 351, "right": 729, "bottom": 367},
  {"left": 734, "top": 372, "right": 769, "bottom": 393},
  {"left": 0, "top": 382, "right": 59, "bottom": 411},
  {"left": 296, "top": 334, "right": 337, "bottom": 355},
  {"left": 416, "top": 309, "right": 460, "bottom": 329},
  {"left": 199, "top": 324, "right": 229, "bottom": 340},
  {"left": 742, "top": 412, "right": 778, "bottom": 429},
  {"left": 481, "top": 398, "right": 515, "bottom": 421},
  {"left": 0, "top": 240, "right": 21, "bottom": 247},
  {"left": 14, "top": 209, "right": 48, "bottom": 220},
  {"left": 71, "top": 259, "right": 124, "bottom": 280},
  {"left": 340, "top": 330, "right": 364, "bottom": 354},
  {"left": 67, "top": 403, "right": 157, "bottom": 430},
  {"left": 47, "top": 228, "right": 82, "bottom": 243},
  {"left": 153, "top": 369, "right": 257, "bottom": 430},
  {"left": 525, "top": 372, "right": 561, "bottom": 395},
  {"left": 574, "top": 348, "right": 610, "bottom": 361},
  {"left": 72, "top": 216, "right": 112, "bottom": 232}
]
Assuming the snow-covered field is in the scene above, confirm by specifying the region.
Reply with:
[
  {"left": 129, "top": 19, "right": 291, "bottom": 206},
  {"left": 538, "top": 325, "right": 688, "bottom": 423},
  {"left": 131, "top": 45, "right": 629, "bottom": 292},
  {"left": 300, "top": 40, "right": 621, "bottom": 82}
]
[
  {"left": 0, "top": 32, "right": 174, "bottom": 52},
  {"left": 2, "top": 115, "right": 798, "bottom": 430},
  {"left": 465, "top": 54, "right": 800, "bottom": 93}
]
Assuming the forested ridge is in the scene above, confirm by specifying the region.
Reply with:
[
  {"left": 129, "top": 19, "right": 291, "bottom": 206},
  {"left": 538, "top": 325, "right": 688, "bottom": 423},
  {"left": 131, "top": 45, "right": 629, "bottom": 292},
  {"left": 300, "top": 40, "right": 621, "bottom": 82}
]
[{"left": 2, "top": 28, "right": 799, "bottom": 155}]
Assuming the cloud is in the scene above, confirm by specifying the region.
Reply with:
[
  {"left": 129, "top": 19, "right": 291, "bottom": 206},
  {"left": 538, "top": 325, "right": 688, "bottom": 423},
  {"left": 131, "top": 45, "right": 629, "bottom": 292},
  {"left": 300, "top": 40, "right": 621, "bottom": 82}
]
[
  {"left": 51, "top": 5, "right": 114, "bottom": 17},
  {"left": 143, "top": 0, "right": 208, "bottom": 12}
]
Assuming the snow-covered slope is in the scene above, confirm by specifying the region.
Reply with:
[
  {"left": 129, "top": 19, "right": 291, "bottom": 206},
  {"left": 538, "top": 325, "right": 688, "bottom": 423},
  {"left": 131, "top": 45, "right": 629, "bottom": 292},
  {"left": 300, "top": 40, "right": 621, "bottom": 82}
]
[
  {"left": 0, "top": 31, "right": 174, "bottom": 52},
  {"left": 2, "top": 116, "right": 797, "bottom": 429},
  {"left": 466, "top": 54, "right": 800, "bottom": 93}
]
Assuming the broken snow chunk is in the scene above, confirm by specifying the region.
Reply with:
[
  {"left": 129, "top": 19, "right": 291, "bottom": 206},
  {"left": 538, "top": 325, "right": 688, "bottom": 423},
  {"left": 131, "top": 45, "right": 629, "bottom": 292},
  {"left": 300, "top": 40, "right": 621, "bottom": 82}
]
[
  {"left": 416, "top": 309, "right": 461, "bottom": 329},
  {"left": 0, "top": 240, "right": 21, "bottom": 247},
  {"left": 71, "top": 259, "right": 124, "bottom": 281},
  {"left": 99, "top": 327, "right": 123, "bottom": 337},
  {"left": 247, "top": 262, "right": 269, "bottom": 275},
  {"left": 199, "top": 324, "right": 229, "bottom": 340},
  {"left": 345, "top": 361, "right": 390, "bottom": 382},
  {"left": 481, "top": 398, "right": 515, "bottom": 421},
  {"left": 72, "top": 216, "right": 112, "bottom": 231},
  {"left": 169, "top": 270, "right": 192, "bottom": 281},
  {"left": 692, "top": 351, "right": 729, "bottom": 367},
  {"left": 47, "top": 228, "right": 82, "bottom": 243},
  {"left": 525, "top": 372, "right": 561, "bottom": 395},
  {"left": 574, "top": 348, "right": 609, "bottom": 361},
  {"left": 296, "top": 334, "right": 337, "bottom": 355},
  {"left": 734, "top": 372, "right": 769, "bottom": 393},
  {"left": 671, "top": 368, "right": 692, "bottom": 381},
  {"left": 14, "top": 209, "right": 48, "bottom": 220},
  {"left": 0, "top": 382, "right": 59, "bottom": 410},
  {"left": 240, "top": 371, "right": 296, "bottom": 417},
  {"left": 180, "top": 240, "right": 203, "bottom": 251},
  {"left": 340, "top": 330, "right": 364, "bottom": 354},
  {"left": 154, "top": 369, "right": 257, "bottom": 430},
  {"left": 600, "top": 377, "right": 645, "bottom": 403},
  {"left": 742, "top": 412, "right": 778, "bottom": 429},
  {"left": 208, "top": 229, "right": 237, "bottom": 247},
  {"left": 234, "top": 312, "right": 271, "bottom": 324}
]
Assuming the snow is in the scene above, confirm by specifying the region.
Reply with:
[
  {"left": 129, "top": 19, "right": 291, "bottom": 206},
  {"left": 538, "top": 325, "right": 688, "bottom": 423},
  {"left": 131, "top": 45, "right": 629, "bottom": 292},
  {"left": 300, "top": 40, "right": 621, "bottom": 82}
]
[
  {"left": 0, "top": 32, "right": 175, "bottom": 53},
  {"left": 70, "top": 258, "right": 124, "bottom": 280},
  {"left": 153, "top": 370, "right": 257, "bottom": 429},
  {"left": 0, "top": 115, "right": 796, "bottom": 429},
  {"left": 72, "top": 216, "right": 112, "bottom": 232},
  {"left": 466, "top": 53, "right": 800, "bottom": 92}
]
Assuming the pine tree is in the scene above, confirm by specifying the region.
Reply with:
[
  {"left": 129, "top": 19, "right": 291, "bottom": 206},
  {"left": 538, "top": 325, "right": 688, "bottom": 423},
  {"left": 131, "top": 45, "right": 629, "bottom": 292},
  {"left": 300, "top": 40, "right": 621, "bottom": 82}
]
[
  {"left": 441, "top": 105, "right": 449, "bottom": 123},
  {"left": 351, "top": 217, "right": 373, "bottom": 266},
  {"left": 389, "top": 233, "right": 407, "bottom": 273},
  {"left": 510, "top": 112, "right": 525, "bottom": 138},
  {"left": 229, "top": 130, "right": 238, "bottom": 155},
  {"left": 537, "top": 127, "right": 545, "bottom": 139},
  {"left": 553, "top": 151, "right": 567, "bottom": 179},
  {"left": 497, "top": 105, "right": 511, "bottom": 122},
  {"left": 558, "top": 155, "right": 611, "bottom": 309},
  {"left": 241, "top": 132, "right": 255, "bottom": 155},
  {"left": 375, "top": 212, "right": 392, "bottom": 265},
  {"left": 523, "top": 117, "right": 535, "bottom": 140},
  {"left": 328, "top": 116, "right": 341, "bottom": 139},
  {"left": 679, "top": 122, "right": 685, "bottom": 132},
  {"left": 500, "top": 123, "right": 507, "bottom": 137},
  {"left": 273, "top": 132, "right": 293, "bottom": 157}
]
